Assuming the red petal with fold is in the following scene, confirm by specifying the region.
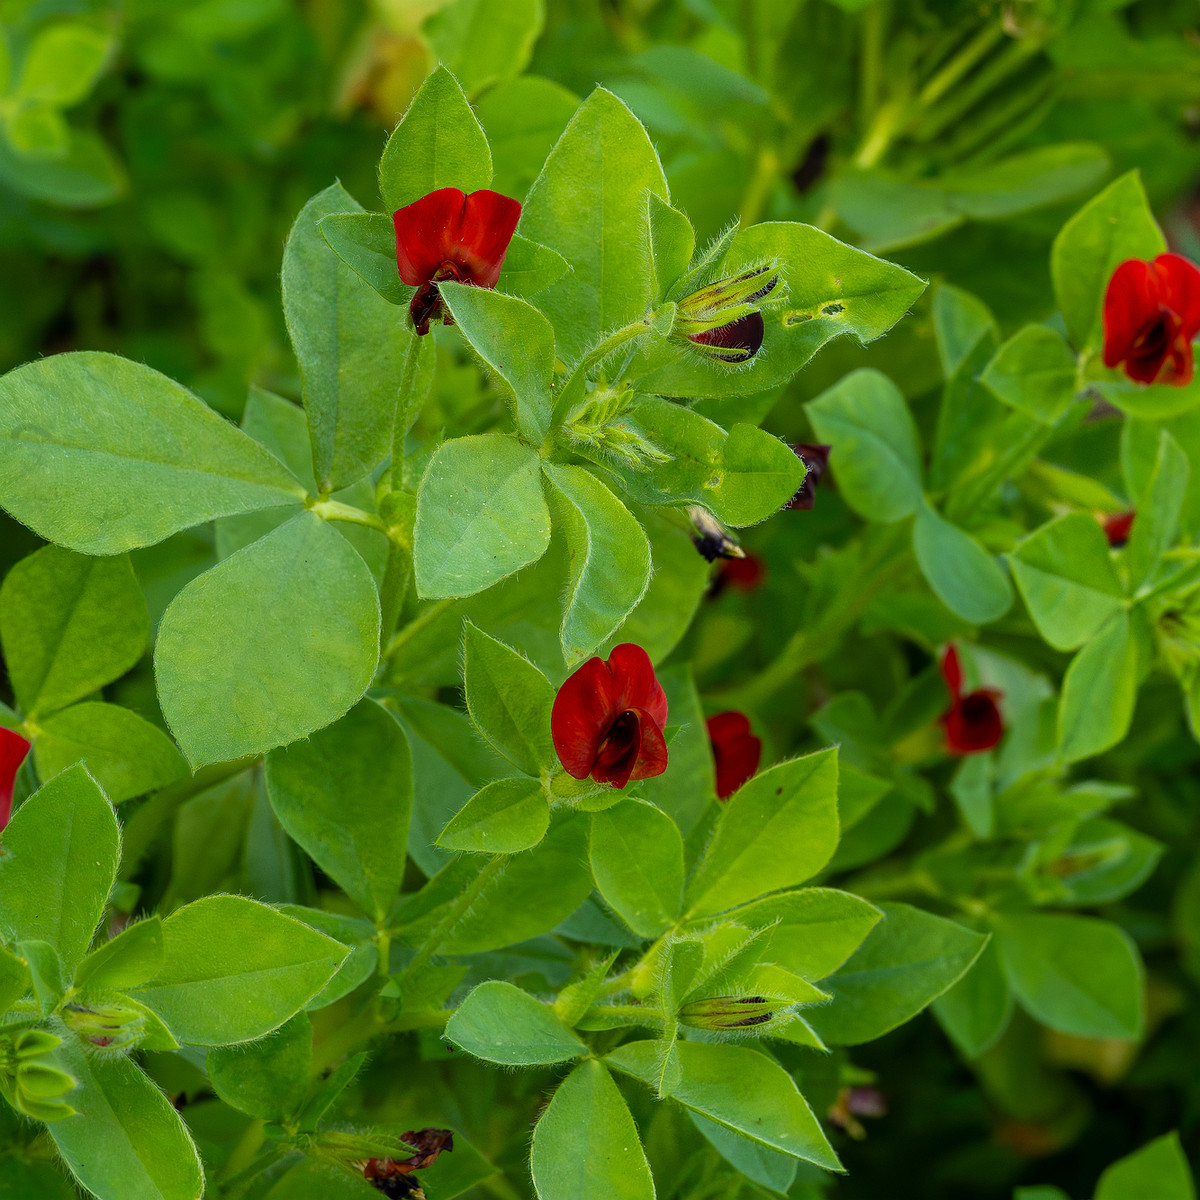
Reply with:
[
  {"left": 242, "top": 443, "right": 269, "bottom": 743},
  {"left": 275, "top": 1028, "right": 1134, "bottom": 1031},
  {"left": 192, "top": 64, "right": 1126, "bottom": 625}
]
[
  {"left": 607, "top": 643, "right": 669, "bottom": 730},
  {"left": 551, "top": 656, "right": 620, "bottom": 779},
  {"left": 394, "top": 187, "right": 466, "bottom": 286},
  {"left": 454, "top": 190, "right": 522, "bottom": 288}
]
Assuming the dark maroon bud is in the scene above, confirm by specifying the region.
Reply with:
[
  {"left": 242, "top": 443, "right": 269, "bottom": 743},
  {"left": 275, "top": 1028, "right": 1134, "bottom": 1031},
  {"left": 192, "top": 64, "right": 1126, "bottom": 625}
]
[{"left": 786, "top": 444, "right": 832, "bottom": 510}]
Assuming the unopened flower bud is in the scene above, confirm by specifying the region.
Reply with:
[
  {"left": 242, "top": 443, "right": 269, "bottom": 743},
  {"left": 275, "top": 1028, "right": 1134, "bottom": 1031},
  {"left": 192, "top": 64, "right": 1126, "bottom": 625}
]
[
  {"left": 63, "top": 1001, "right": 145, "bottom": 1051},
  {"left": 679, "top": 995, "right": 778, "bottom": 1030},
  {"left": 687, "top": 505, "right": 743, "bottom": 563},
  {"left": 0, "top": 1029, "right": 75, "bottom": 1121},
  {"left": 674, "top": 265, "right": 780, "bottom": 364}
]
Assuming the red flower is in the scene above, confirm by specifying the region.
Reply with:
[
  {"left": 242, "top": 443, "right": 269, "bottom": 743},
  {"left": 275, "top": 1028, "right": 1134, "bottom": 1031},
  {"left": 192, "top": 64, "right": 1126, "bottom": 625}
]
[
  {"left": 0, "top": 727, "right": 32, "bottom": 831},
  {"left": 688, "top": 311, "right": 765, "bottom": 364},
  {"left": 938, "top": 646, "right": 1003, "bottom": 755},
  {"left": 1103, "top": 254, "right": 1200, "bottom": 387},
  {"left": 786, "top": 444, "right": 832, "bottom": 510},
  {"left": 393, "top": 187, "right": 521, "bottom": 336},
  {"left": 1102, "top": 510, "right": 1136, "bottom": 548},
  {"left": 706, "top": 711, "right": 762, "bottom": 799},
  {"left": 716, "top": 551, "right": 766, "bottom": 593},
  {"left": 551, "top": 644, "right": 668, "bottom": 789}
]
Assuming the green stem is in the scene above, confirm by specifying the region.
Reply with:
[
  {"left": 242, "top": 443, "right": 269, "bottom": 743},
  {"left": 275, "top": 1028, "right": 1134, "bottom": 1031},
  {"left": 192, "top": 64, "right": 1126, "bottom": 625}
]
[
  {"left": 737, "top": 144, "right": 780, "bottom": 228},
  {"left": 716, "top": 522, "right": 912, "bottom": 710},
  {"left": 384, "top": 596, "right": 457, "bottom": 661},
  {"left": 394, "top": 855, "right": 506, "bottom": 989},
  {"left": 388, "top": 335, "right": 425, "bottom": 493},
  {"left": 309, "top": 499, "right": 387, "bottom": 533},
  {"left": 216, "top": 1120, "right": 267, "bottom": 1186},
  {"left": 854, "top": 97, "right": 905, "bottom": 169},
  {"left": 376, "top": 542, "right": 413, "bottom": 658},
  {"left": 915, "top": 20, "right": 1005, "bottom": 110},
  {"left": 543, "top": 318, "right": 657, "bottom": 450},
  {"left": 859, "top": 1, "right": 888, "bottom": 123}
]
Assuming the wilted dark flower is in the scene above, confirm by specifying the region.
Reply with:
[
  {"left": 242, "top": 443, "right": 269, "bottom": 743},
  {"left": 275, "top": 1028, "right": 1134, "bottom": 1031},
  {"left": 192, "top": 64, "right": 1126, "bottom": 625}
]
[
  {"left": 687, "top": 505, "right": 743, "bottom": 563},
  {"left": 364, "top": 1128, "right": 455, "bottom": 1198},
  {"left": 786, "top": 444, "right": 832, "bottom": 510}
]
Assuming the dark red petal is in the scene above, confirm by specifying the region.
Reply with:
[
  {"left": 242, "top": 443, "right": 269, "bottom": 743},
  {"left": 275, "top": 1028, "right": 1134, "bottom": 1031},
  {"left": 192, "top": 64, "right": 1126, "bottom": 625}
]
[
  {"left": 1154, "top": 253, "right": 1200, "bottom": 340},
  {"left": 786, "top": 443, "right": 832, "bottom": 510},
  {"left": 0, "top": 727, "right": 32, "bottom": 831},
  {"left": 1164, "top": 324, "right": 1195, "bottom": 387},
  {"left": 707, "top": 711, "right": 762, "bottom": 800},
  {"left": 452, "top": 190, "right": 522, "bottom": 288},
  {"left": 719, "top": 553, "right": 766, "bottom": 591},
  {"left": 593, "top": 710, "right": 643, "bottom": 789},
  {"left": 1103, "top": 258, "right": 1159, "bottom": 369},
  {"left": 551, "top": 656, "right": 620, "bottom": 779},
  {"left": 606, "top": 643, "right": 668, "bottom": 731},
  {"left": 1102, "top": 511, "right": 1136, "bottom": 548},
  {"left": 394, "top": 188, "right": 468, "bottom": 287},
  {"left": 689, "top": 311, "right": 765, "bottom": 363},
  {"left": 943, "top": 690, "right": 1004, "bottom": 755},
  {"left": 940, "top": 645, "right": 963, "bottom": 700},
  {"left": 627, "top": 708, "right": 669, "bottom": 784}
]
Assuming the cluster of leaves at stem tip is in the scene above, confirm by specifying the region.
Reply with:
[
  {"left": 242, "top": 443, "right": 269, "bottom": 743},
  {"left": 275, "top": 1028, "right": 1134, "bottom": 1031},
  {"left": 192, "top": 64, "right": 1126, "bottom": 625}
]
[{"left": 0, "top": 24, "right": 1198, "bottom": 1200}]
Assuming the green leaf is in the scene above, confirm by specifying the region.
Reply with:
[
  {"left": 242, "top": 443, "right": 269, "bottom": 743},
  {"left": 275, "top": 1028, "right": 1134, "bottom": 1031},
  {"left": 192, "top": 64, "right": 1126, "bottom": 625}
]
[
  {"left": 1051, "top": 171, "right": 1166, "bottom": 351},
  {"left": 19, "top": 939, "right": 64, "bottom": 1013},
  {"left": 806, "top": 368, "right": 924, "bottom": 521},
  {"left": 601, "top": 396, "right": 803, "bottom": 526},
  {"left": 18, "top": 23, "right": 109, "bottom": 106},
  {"left": 414, "top": 433, "right": 551, "bottom": 599},
  {"left": 207, "top": 1013, "right": 312, "bottom": 1122},
  {"left": 442, "top": 812, "right": 594, "bottom": 954},
  {"left": 685, "top": 749, "right": 839, "bottom": 919},
  {"left": 425, "top": 0, "right": 545, "bottom": 96},
  {"left": 132, "top": 894, "right": 349, "bottom": 1046},
  {"left": 522, "top": 87, "right": 667, "bottom": 362},
  {"left": 463, "top": 621, "right": 557, "bottom": 775},
  {"left": 6, "top": 102, "right": 69, "bottom": 156},
  {"left": 1057, "top": 611, "right": 1138, "bottom": 764},
  {"left": 0, "top": 544, "right": 148, "bottom": 719},
  {"left": 496, "top": 234, "right": 571, "bottom": 298},
  {"left": 543, "top": 463, "right": 651, "bottom": 664},
  {"left": 34, "top": 702, "right": 187, "bottom": 804},
  {"left": 439, "top": 280, "right": 555, "bottom": 443},
  {"left": 1094, "top": 1133, "right": 1195, "bottom": 1200},
  {"left": 0, "top": 942, "right": 30, "bottom": 1012},
  {"left": 378, "top": 65, "right": 492, "bottom": 214},
  {"left": 607, "top": 1039, "right": 840, "bottom": 1171},
  {"left": 590, "top": 799, "right": 685, "bottom": 938},
  {"left": 48, "top": 1044, "right": 203, "bottom": 1200},
  {"left": 477, "top": 75, "right": 579, "bottom": 200},
  {"left": 913, "top": 506, "right": 1013, "bottom": 624},
  {"left": 635, "top": 222, "right": 926, "bottom": 399},
  {"left": 993, "top": 912, "right": 1144, "bottom": 1040},
  {"left": 1010, "top": 512, "right": 1126, "bottom": 651},
  {"left": 74, "top": 917, "right": 164, "bottom": 993},
  {"left": 689, "top": 1111, "right": 798, "bottom": 1194},
  {"left": 438, "top": 777, "right": 549, "bottom": 853},
  {"left": 0, "top": 352, "right": 304, "bottom": 554},
  {"left": 282, "top": 182, "right": 411, "bottom": 491},
  {"left": 447, "top": 980, "right": 587, "bottom": 1065},
  {"left": 280, "top": 907, "right": 377, "bottom": 1012},
  {"left": 155, "top": 511, "right": 380, "bottom": 768},
  {"left": 0, "top": 765, "right": 118, "bottom": 977},
  {"left": 804, "top": 903, "right": 988, "bottom": 1045},
  {"left": 317, "top": 211, "right": 409, "bottom": 306},
  {"left": 931, "top": 939, "right": 1012, "bottom": 1059},
  {"left": 981, "top": 325, "right": 1079, "bottom": 425},
  {"left": 1125, "top": 430, "right": 1189, "bottom": 590},
  {"left": 0, "top": 128, "right": 124, "bottom": 208},
  {"left": 648, "top": 193, "right": 695, "bottom": 297},
  {"left": 727, "top": 888, "right": 883, "bottom": 982},
  {"left": 265, "top": 699, "right": 413, "bottom": 923},
  {"left": 532, "top": 1065, "right": 656, "bottom": 1200}
]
